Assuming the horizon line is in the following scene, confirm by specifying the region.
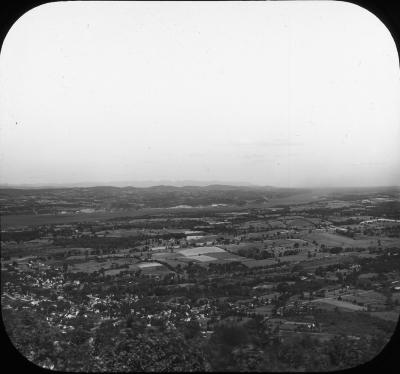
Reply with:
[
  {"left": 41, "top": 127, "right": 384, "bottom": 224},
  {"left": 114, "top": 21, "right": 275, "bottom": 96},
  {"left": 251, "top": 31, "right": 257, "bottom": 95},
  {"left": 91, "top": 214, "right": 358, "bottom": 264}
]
[{"left": 0, "top": 181, "right": 399, "bottom": 190}]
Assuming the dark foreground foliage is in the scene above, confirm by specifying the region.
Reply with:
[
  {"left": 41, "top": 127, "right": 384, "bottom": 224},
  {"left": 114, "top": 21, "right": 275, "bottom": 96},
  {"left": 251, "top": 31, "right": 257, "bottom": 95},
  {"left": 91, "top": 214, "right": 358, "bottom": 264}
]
[{"left": 3, "top": 307, "right": 392, "bottom": 372}]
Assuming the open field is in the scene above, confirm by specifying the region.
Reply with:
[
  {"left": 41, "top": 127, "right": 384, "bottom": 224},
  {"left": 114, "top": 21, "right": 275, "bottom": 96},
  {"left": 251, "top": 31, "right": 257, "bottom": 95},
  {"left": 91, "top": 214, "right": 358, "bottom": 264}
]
[
  {"left": 277, "top": 330, "right": 336, "bottom": 343},
  {"left": 254, "top": 305, "right": 274, "bottom": 316},
  {"left": 97, "top": 229, "right": 144, "bottom": 237},
  {"left": 221, "top": 243, "right": 265, "bottom": 253},
  {"left": 340, "top": 289, "right": 386, "bottom": 309},
  {"left": 284, "top": 218, "right": 315, "bottom": 229},
  {"left": 155, "top": 258, "right": 189, "bottom": 268},
  {"left": 243, "top": 258, "right": 277, "bottom": 268},
  {"left": 298, "top": 254, "right": 357, "bottom": 271},
  {"left": 305, "top": 232, "right": 371, "bottom": 247},
  {"left": 137, "top": 262, "right": 163, "bottom": 268},
  {"left": 69, "top": 260, "right": 107, "bottom": 273},
  {"left": 139, "top": 264, "right": 174, "bottom": 276},
  {"left": 185, "top": 255, "right": 218, "bottom": 262},
  {"left": 205, "top": 251, "right": 249, "bottom": 262},
  {"left": 368, "top": 310, "right": 400, "bottom": 322},
  {"left": 311, "top": 298, "right": 367, "bottom": 311},
  {"left": 104, "top": 268, "right": 129, "bottom": 276},
  {"left": 153, "top": 246, "right": 252, "bottom": 266},
  {"left": 178, "top": 246, "right": 226, "bottom": 256}
]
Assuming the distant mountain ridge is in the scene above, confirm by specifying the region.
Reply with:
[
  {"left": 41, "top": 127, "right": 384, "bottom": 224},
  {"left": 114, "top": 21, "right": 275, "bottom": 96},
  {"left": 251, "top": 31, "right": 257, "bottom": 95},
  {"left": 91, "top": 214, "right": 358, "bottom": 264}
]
[{"left": 0, "top": 180, "right": 260, "bottom": 189}]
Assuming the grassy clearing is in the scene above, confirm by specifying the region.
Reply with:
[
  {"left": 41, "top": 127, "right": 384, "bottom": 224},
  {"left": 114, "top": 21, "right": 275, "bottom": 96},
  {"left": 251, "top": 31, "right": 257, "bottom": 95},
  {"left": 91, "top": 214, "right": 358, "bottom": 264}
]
[
  {"left": 185, "top": 255, "right": 217, "bottom": 262},
  {"left": 156, "top": 258, "right": 189, "bottom": 268},
  {"left": 305, "top": 232, "right": 364, "bottom": 247},
  {"left": 341, "top": 290, "right": 386, "bottom": 309},
  {"left": 278, "top": 331, "right": 336, "bottom": 343},
  {"left": 299, "top": 255, "right": 356, "bottom": 271},
  {"left": 243, "top": 258, "right": 277, "bottom": 268},
  {"left": 97, "top": 229, "right": 143, "bottom": 237},
  {"left": 311, "top": 298, "right": 366, "bottom": 311},
  {"left": 137, "top": 262, "right": 163, "bottom": 268},
  {"left": 206, "top": 251, "right": 249, "bottom": 262},
  {"left": 285, "top": 218, "right": 315, "bottom": 228},
  {"left": 368, "top": 310, "right": 400, "bottom": 322},
  {"left": 69, "top": 260, "right": 105, "bottom": 273},
  {"left": 178, "top": 247, "right": 226, "bottom": 256},
  {"left": 221, "top": 243, "right": 264, "bottom": 253}
]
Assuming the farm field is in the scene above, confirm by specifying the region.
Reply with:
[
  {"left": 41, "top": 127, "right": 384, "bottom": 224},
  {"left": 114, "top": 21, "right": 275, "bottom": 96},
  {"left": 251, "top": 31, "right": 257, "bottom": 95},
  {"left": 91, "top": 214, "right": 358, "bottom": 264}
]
[
  {"left": 154, "top": 258, "right": 189, "bottom": 268},
  {"left": 221, "top": 243, "right": 265, "bottom": 253},
  {"left": 305, "top": 232, "right": 372, "bottom": 247},
  {"left": 277, "top": 331, "right": 336, "bottom": 343},
  {"left": 205, "top": 251, "right": 249, "bottom": 262},
  {"left": 340, "top": 289, "right": 386, "bottom": 310},
  {"left": 185, "top": 254, "right": 217, "bottom": 262},
  {"left": 97, "top": 229, "right": 144, "bottom": 237},
  {"left": 254, "top": 305, "right": 274, "bottom": 316},
  {"left": 178, "top": 246, "right": 226, "bottom": 256},
  {"left": 137, "top": 262, "right": 163, "bottom": 268},
  {"left": 284, "top": 218, "right": 315, "bottom": 229},
  {"left": 368, "top": 310, "right": 400, "bottom": 322},
  {"left": 298, "top": 254, "right": 358, "bottom": 271},
  {"left": 69, "top": 260, "right": 108, "bottom": 274},
  {"left": 310, "top": 298, "right": 366, "bottom": 311},
  {"left": 153, "top": 246, "right": 253, "bottom": 266}
]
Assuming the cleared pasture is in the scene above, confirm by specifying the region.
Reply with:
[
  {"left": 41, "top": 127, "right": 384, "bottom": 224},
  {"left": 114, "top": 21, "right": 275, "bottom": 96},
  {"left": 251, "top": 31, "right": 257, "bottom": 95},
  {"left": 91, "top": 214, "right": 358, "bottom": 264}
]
[
  {"left": 341, "top": 290, "right": 386, "bottom": 309},
  {"left": 305, "top": 232, "right": 383, "bottom": 249},
  {"left": 278, "top": 331, "right": 336, "bottom": 343},
  {"left": 279, "top": 252, "right": 312, "bottom": 263},
  {"left": 221, "top": 243, "right": 264, "bottom": 253},
  {"left": 243, "top": 258, "right": 277, "bottom": 268},
  {"left": 178, "top": 246, "right": 226, "bottom": 256},
  {"left": 207, "top": 251, "right": 249, "bottom": 262},
  {"left": 97, "top": 229, "right": 144, "bottom": 237},
  {"left": 139, "top": 265, "right": 174, "bottom": 276},
  {"left": 137, "top": 262, "right": 163, "bottom": 268},
  {"left": 156, "top": 258, "right": 189, "bottom": 268},
  {"left": 285, "top": 218, "right": 315, "bottom": 228},
  {"left": 368, "top": 310, "right": 400, "bottom": 322},
  {"left": 311, "top": 298, "right": 366, "bottom": 311},
  {"left": 305, "top": 232, "right": 360, "bottom": 246},
  {"left": 185, "top": 255, "right": 217, "bottom": 262},
  {"left": 69, "top": 260, "right": 106, "bottom": 273},
  {"left": 299, "top": 255, "right": 356, "bottom": 271},
  {"left": 104, "top": 268, "right": 128, "bottom": 276}
]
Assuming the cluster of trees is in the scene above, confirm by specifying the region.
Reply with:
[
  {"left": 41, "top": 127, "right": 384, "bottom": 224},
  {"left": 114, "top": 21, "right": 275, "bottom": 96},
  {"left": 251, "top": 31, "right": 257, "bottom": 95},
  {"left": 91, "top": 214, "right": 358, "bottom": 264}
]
[
  {"left": 1, "top": 229, "right": 43, "bottom": 243},
  {"left": 363, "top": 225, "right": 400, "bottom": 238},
  {"left": 54, "top": 232, "right": 186, "bottom": 249},
  {"left": 367, "top": 201, "right": 400, "bottom": 220},
  {"left": 358, "top": 250, "right": 400, "bottom": 274},
  {"left": 5, "top": 306, "right": 391, "bottom": 372},
  {"left": 236, "top": 246, "right": 275, "bottom": 260},
  {"left": 3, "top": 307, "right": 209, "bottom": 372}
]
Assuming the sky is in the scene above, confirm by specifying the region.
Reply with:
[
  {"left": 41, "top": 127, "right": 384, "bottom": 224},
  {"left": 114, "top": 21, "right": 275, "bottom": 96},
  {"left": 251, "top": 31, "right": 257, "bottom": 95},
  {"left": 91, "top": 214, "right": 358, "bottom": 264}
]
[{"left": 0, "top": 1, "right": 399, "bottom": 188}]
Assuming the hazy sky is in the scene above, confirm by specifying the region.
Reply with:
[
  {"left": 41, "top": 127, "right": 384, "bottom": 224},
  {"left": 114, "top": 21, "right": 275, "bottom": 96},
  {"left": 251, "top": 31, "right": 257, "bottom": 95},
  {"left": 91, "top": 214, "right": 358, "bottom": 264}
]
[{"left": 0, "top": 1, "right": 399, "bottom": 187}]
